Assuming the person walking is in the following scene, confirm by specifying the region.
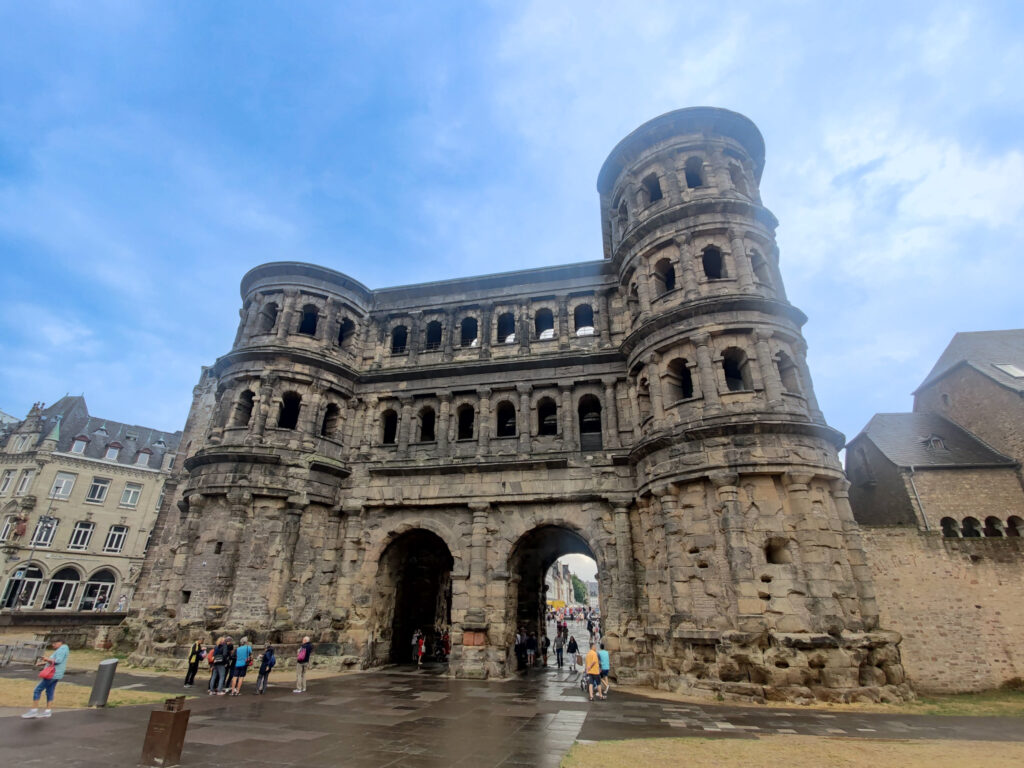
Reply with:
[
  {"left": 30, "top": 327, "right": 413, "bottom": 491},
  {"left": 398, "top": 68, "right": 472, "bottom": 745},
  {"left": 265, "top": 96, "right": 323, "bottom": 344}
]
[
  {"left": 567, "top": 635, "right": 579, "bottom": 672},
  {"left": 584, "top": 642, "right": 604, "bottom": 702},
  {"left": 184, "top": 638, "right": 204, "bottom": 688},
  {"left": 525, "top": 632, "right": 538, "bottom": 667},
  {"left": 255, "top": 644, "right": 276, "bottom": 694},
  {"left": 598, "top": 642, "right": 611, "bottom": 697},
  {"left": 554, "top": 633, "right": 565, "bottom": 668},
  {"left": 229, "top": 637, "right": 252, "bottom": 695},
  {"left": 294, "top": 636, "right": 313, "bottom": 693},
  {"left": 416, "top": 631, "right": 425, "bottom": 667},
  {"left": 22, "top": 638, "right": 69, "bottom": 718},
  {"left": 208, "top": 637, "right": 228, "bottom": 695},
  {"left": 541, "top": 634, "right": 550, "bottom": 667},
  {"left": 221, "top": 637, "right": 235, "bottom": 694}
]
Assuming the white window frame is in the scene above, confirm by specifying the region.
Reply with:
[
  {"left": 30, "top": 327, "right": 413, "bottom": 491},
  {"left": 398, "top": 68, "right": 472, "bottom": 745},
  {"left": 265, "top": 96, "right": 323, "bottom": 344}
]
[
  {"left": 68, "top": 521, "right": 94, "bottom": 551},
  {"left": 0, "top": 515, "right": 14, "bottom": 541},
  {"left": 104, "top": 446, "right": 119, "bottom": 461},
  {"left": 103, "top": 525, "right": 128, "bottom": 553},
  {"left": 136, "top": 452, "right": 150, "bottom": 466},
  {"left": 14, "top": 469, "right": 35, "bottom": 496},
  {"left": 71, "top": 439, "right": 87, "bottom": 454},
  {"left": 12, "top": 435, "right": 29, "bottom": 452},
  {"left": 119, "top": 482, "right": 142, "bottom": 508},
  {"left": 30, "top": 518, "right": 58, "bottom": 547},
  {"left": 44, "top": 574, "right": 80, "bottom": 610},
  {"left": 85, "top": 477, "right": 110, "bottom": 504},
  {"left": 3, "top": 568, "right": 43, "bottom": 608},
  {"left": 0, "top": 469, "right": 14, "bottom": 495},
  {"left": 49, "top": 472, "right": 77, "bottom": 500}
]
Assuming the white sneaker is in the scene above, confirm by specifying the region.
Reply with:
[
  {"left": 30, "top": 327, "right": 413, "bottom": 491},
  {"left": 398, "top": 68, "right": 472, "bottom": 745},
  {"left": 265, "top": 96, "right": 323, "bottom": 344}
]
[
  {"left": 293, "top": 689, "right": 302, "bottom": 693},
  {"left": 39, "top": 710, "right": 52, "bottom": 718},
  {"left": 21, "top": 708, "right": 38, "bottom": 719}
]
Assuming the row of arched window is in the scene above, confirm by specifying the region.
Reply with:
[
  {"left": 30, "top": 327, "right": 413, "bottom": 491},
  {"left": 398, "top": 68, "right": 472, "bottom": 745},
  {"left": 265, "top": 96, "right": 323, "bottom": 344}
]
[
  {"left": 250, "top": 300, "right": 358, "bottom": 349},
  {"left": 390, "top": 305, "right": 596, "bottom": 355},
  {"left": 1, "top": 564, "right": 118, "bottom": 611},
  {"left": 941, "top": 516, "right": 1023, "bottom": 538}
]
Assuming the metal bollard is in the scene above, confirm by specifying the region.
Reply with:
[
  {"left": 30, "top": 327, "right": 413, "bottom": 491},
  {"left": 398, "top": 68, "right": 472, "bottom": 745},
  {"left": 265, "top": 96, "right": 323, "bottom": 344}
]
[{"left": 88, "top": 658, "right": 119, "bottom": 707}]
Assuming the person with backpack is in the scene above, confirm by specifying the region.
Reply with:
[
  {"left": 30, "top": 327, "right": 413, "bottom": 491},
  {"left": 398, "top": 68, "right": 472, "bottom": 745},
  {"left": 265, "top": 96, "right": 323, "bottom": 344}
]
[
  {"left": 229, "top": 637, "right": 252, "bottom": 695},
  {"left": 255, "top": 644, "right": 276, "bottom": 694},
  {"left": 208, "top": 637, "right": 227, "bottom": 695},
  {"left": 294, "top": 636, "right": 313, "bottom": 693},
  {"left": 184, "top": 638, "right": 204, "bottom": 688},
  {"left": 221, "top": 637, "right": 236, "bottom": 694},
  {"left": 566, "top": 635, "right": 579, "bottom": 672}
]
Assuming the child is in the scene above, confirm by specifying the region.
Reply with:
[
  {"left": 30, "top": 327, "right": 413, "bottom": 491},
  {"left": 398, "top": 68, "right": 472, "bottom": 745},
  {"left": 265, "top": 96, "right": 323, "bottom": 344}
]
[{"left": 255, "top": 644, "right": 276, "bottom": 694}]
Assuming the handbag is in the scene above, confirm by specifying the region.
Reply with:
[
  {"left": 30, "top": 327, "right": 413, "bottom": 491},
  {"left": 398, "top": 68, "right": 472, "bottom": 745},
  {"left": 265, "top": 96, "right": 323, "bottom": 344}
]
[{"left": 38, "top": 663, "right": 55, "bottom": 680}]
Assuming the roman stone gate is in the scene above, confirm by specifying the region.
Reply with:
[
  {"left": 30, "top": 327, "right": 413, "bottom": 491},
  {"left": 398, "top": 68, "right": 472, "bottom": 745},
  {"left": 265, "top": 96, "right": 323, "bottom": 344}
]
[{"left": 131, "top": 107, "right": 909, "bottom": 702}]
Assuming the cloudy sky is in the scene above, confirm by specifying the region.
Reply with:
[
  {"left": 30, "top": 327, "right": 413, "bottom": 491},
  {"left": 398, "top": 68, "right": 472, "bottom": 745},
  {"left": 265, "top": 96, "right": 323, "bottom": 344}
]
[{"left": 1, "top": 2, "right": 1022, "bottom": 447}]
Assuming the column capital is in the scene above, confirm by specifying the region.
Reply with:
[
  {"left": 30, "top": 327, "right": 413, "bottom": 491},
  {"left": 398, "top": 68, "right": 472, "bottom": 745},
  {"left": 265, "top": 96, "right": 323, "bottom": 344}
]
[
  {"left": 831, "top": 477, "right": 851, "bottom": 497},
  {"left": 709, "top": 471, "right": 739, "bottom": 489},
  {"left": 783, "top": 471, "right": 815, "bottom": 489},
  {"left": 516, "top": 383, "right": 532, "bottom": 395},
  {"left": 692, "top": 331, "right": 711, "bottom": 347},
  {"left": 468, "top": 501, "right": 490, "bottom": 513},
  {"left": 601, "top": 376, "right": 619, "bottom": 388},
  {"left": 753, "top": 329, "right": 774, "bottom": 343},
  {"left": 478, "top": 386, "right": 492, "bottom": 399}
]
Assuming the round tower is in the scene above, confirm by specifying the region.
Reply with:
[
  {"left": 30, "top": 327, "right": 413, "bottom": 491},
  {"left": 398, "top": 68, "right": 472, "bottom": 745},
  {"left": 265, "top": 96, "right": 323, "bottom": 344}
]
[{"left": 600, "top": 108, "right": 905, "bottom": 699}]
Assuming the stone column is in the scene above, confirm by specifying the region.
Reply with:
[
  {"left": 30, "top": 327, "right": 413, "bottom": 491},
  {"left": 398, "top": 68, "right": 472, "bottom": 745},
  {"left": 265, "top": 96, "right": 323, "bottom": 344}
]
[
  {"left": 559, "top": 384, "right": 573, "bottom": 447},
  {"left": 678, "top": 236, "right": 700, "bottom": 299},
  {"left": 408, "top": 311, "right": 422, "bottom": 364},
  {"left": 265, "top": 506, "right": 304, "bottom": 623},
  {"left": 692, "top": 333, "right": 722, "bottom": 413},
  {"left": 479, "top": 303, "right": 492, "bottom": 359},
  {"left": 613, "top": 505, "right": 637, "bottom": 617},
  {"left": 275, "top": 289, "right": 298, "bottom": 341},
  {"left": 729, "top": 229, "right": 755, "bottom": 292},
  {"left": 558, "top": 295, "right": 570, "bottom": 349},
  {"left": 335, "top": 500, "right": 365, "bottom": 617},
  {"left": 252, "top": 377, "right": 275, "bottom": 438},
  {"left": 710, "top": 472, "right": 753, "bottom": 625},
  {"left": 320, "top": 299, "right": 338, "bottom": 351},
  {"left": 754, "top": 330, "right": 784, "bottom": 408},
  {"left": 233, "top": 305, "right": 248, "bottom": 347},
  {"left": 464, "top": 502, "right": 490, "bottom": 625},
  {"left": 598, "top": 290, "right": 612, "bottom": 346},
  {"left": 602, "top": 377, "right": 620, "bottom": 449},
  {"left": 397, "top": 396, "right": 413, "bottom": 456},
  {"left": 655, "top": 485, "right": 691, "bottom": 618},
  {"left": 791, "top": 339, "right": 823, "bottom": 420},
  {"left": 647, "top": 355, "right": 666, "bottom": 422},
  {"left": 518, "top": 301, "right": 530, "bottom": 353},
  {"left": 360, "top": 397, "right": 378, "bottom": 451},
  {"left": 635, "top": 268, "right": 653, "bottom": 316},
  {"left": 437, "top": 393, "right": 451, "bottom": 456},
  {"left": 832, "top": 478, "right": 880, "bottom": 629},
  {"left": 627, "top": 379, "right": 642, "bottom": 439},
  {"left": 769, "top": 244, "right": 788, "bottom": 301},
  {"left": 517, "top": 385, "right": 532, "bottom": 454},
  {"left": 442, "top": 310, "right": 455, "bottom": 362},
  {"left": 476, "top": 388, "right": 491, "bottom": 456},
  {"left": 346, "top": 398, "right": 363, "bottom": 453}
]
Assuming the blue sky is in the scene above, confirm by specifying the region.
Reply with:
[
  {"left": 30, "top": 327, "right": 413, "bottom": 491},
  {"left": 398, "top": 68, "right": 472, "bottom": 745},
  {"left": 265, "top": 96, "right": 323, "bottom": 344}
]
[{"left": 1, "top": 1, "right": 1022, "bottom": 445}]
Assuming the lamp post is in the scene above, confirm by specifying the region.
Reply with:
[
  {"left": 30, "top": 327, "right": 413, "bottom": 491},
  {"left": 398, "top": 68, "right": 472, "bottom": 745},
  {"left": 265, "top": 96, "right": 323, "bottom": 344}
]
[{"left": 12, "top": 513, "right": 56, "bottom": 611}]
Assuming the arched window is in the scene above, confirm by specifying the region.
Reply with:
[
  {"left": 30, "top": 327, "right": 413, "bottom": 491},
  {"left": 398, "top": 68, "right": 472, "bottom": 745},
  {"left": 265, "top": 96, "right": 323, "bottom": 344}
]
[
  {"left": 750, "top": 250, "right": 772, "bottom": 286},
  {"left": 702, "top": 246, "right": 725, "bottom": 280},
  {"left": 418, "top": 407, "right": 436, "bottom": 442},
  {"left": 79, "top": 569, "right": 116, "bottom": 611},
  {"left": 666, "top": 358, "right": 694, "bottom": 402},
  {"left": 722, "top": 347, "right": 753, "bottom": 392},
  {"left": 425, "top": 321, "right": 443, "bottom": 350},
  {"left": 537, "top": 398, "right": 558, "bottom": 436},
  {"left": 497, "top": 312, "right": 516, "bottom": 344},
  {"left": 1007, "top": 516, "right": 1024, "bottom": 538},
  {"left": 641, "top": 172, "right": 663, "bottom": 203},
  {"left": 578, "top": 395, "right": 603, "bottom": 451},
  {"left": 983, "top": 516, "right": 1005, "bottom": 537},
  {"left": 962, "top": 517, "right": 982, "bottom": 538},
  {"left": 777, "top": 352, "right": 802, "bottom": 394},
  {"left": 460, "top": 317, "right": 478, "bottom": 347},
  {"left": 457, "top": 405, "right": 475, "bottom": 440},
  {"left": 654, "top": 258, "right": 676, "bottom": 295},
  {"left": 940, "top": 517, "right": 960, "bottom": 538},
  {"left": 2, "top": 565, "right": 43, "bottom": 609},
  {"left": 729, "top": 164, "right": 749, "bottom": 197},
  {"left": 43, "top": 566, "right": 80, "bottom": 610},
  {"left": 338, "top": 318, "right": 356, "bottom": 348},
  {"left": 381, "top": 409, "right": 398, "bottom": 444},
  {"left": 278, "top": 392, "right": 301, "bottom": 430},
  {"left": 684, "top": 157, "right": 704, "bottom": 188},
  {"left": 573, "top": 304, "right": 594, "bottom": 336},
  {"left": 258, "top": 303, "right": 278, "bottom": 334},
  {"left": 535, "top": 308, "right": 555, "bottom": 340},
  {"left": 230, "top": 390, "right": 255, "bottom": 428},
  {"left": 496, "top": 401, "right": 517, "bottom": 438},
  {"left": 320, "top": 403, "right": 340, "bottom": 438},
  {"left": 298, "top": 304, "right": 318, "bottom": 335},
  {"left": 391, "top": 325, "right": 408, "bottom": 354}
]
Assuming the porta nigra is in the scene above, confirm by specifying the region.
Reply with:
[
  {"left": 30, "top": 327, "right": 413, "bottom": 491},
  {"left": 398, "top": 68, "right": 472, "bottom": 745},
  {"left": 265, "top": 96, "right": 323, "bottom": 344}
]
[{"left": 130, "top": 107, "right": 909, "bottom": 703}]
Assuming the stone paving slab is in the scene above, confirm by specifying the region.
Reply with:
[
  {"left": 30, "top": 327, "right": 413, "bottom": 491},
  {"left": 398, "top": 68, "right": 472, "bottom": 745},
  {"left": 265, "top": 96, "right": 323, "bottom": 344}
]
[{"left": 0, "top": 667, "right": 1022, "bottom": 767}]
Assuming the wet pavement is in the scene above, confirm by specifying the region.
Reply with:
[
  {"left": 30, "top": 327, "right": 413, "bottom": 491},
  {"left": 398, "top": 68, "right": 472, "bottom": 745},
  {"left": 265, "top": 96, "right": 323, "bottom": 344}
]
[{"left": 1, "top": 664, "right": 1023, "bottom": 767}]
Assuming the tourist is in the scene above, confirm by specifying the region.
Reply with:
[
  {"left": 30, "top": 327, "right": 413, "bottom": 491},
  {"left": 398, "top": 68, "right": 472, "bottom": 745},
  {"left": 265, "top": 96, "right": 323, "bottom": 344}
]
[
  {"left": 553, "top": 632, "right": 565, "bottom": 668},
  {"left": 208, "top": 637, "right": 228, "bottom": 695},
  {"left": 411, "top": 629, "right": 422, "bottom": 664},
  {"left": 598, "top": 642, "right": 611, "bottom": 697},
  {"left": 525, "top": 632, "right": 538, "bottom": 667},
  {"left": 514, "top": 628, "right": 526, "bottom": 670},
  {"left": 184, "top": 638, "right": 204, "bottom": 687},
  {"left": 255, "top": 644, "right": 276, "bottom": 694},
  {"left": 115, "top": 594, "right": 128, "bottom": 612},
  {"left": 584, "top": 642, "right": 604, "bottom": 701},
  {"left": 294, "top": 635, "right": 313, "bottom": 693},
  {"left": 221, "top": 636, "right": 236, "bottom": 694},
  {"left": 416, "top": 630, "right": 425, "bottom": 667},
  {"left": 567, "top": 635, "right": 579, "bottom": 672},
  {"left": 229, "top": 637, "right": 252, "bottom": 695},
  {"left": 22, "top": 638, "right": 69, "bottom": 719},
  {"left": 541, "top": 633, "right": 550, "bottom": 666}
]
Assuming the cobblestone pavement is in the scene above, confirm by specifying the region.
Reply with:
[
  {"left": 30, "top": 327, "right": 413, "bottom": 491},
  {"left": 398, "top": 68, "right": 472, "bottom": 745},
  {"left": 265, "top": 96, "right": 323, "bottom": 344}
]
[{"left": 1, "top": 664, "right": 1022, "bottom": 767}]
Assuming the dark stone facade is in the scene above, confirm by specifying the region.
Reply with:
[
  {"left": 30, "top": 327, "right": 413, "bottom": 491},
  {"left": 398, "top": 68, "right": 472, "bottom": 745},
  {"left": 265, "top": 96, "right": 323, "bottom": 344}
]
[{"left": 131, "top": 107, "right": 907, "bottom": 703}]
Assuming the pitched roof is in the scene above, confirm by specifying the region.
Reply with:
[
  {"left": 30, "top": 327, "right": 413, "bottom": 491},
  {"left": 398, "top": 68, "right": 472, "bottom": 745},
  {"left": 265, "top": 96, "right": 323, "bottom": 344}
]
[
  {"left": 915, "top": 329, "right": 1024, "bottom": 394},
  {"left": 849, "top": 412, "right": 1016, "bottom": 469}
]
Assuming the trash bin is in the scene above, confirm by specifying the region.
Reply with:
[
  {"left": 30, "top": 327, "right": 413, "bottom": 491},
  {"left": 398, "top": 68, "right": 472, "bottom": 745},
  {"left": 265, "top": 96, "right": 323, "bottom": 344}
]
[
  {"left": 88, "top": 658, "right": 119, "bottom": 707},
  {"left": 140, "top": 697, "right": 190, "bottom": 767}
]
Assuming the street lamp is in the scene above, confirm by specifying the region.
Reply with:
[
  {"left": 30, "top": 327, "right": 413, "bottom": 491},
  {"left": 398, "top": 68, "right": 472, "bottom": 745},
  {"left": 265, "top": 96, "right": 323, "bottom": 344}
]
[{"left": 12, "top": 513, "right": 57, "bottom": 611}]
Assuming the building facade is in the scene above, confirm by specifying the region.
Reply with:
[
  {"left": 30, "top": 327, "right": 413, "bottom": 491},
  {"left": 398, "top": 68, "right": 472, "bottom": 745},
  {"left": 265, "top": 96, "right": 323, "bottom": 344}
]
[
  {"left": 132, "top": 107, "right": 907, "bottom": 703},
  {"left": 847, "top": 330, "right": 1024, "bottom": 692},
  {"left": 0, "top": 397, "right": 181, "bottom": 614}
]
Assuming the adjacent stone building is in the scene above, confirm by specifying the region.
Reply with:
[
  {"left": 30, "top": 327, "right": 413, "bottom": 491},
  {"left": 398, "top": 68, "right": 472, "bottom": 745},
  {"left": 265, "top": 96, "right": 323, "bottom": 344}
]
[
  {"left": 131, "top": 107, "right": 907, "bottom": 703},
  {"left": 0, "top": 397, "right": 181, "bottom": 614},
  {"left": 847, "top": 330, "right": 1024, "bottom": 692}
]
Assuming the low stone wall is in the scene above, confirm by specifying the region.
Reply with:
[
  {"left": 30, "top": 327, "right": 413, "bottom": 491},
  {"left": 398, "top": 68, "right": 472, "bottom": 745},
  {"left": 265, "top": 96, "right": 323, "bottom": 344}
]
[{"left": 0, "top": 610, "right": 130, "bottom": 650}]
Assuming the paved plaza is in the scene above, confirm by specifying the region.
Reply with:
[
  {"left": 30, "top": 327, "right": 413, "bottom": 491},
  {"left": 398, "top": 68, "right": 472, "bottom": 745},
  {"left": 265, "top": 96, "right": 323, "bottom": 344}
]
[{"left": 2, "top": 660, "right": 1023, "bottom": 768}]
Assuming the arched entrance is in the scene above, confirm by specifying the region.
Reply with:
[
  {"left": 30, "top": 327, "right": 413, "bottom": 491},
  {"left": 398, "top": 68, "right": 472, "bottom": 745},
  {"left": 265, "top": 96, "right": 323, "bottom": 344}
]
[
  {"left": 43, "top": 566, "right": 81, "bottom": 610},
  {"left": 2, "top": 564, "right": 43, "bottom": 608},
  {"left": 373, "top": 529, "right": 453, "bottom": 664},
  {"left": 507, "top": 525, "right": 601, "bottom": 669}
]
